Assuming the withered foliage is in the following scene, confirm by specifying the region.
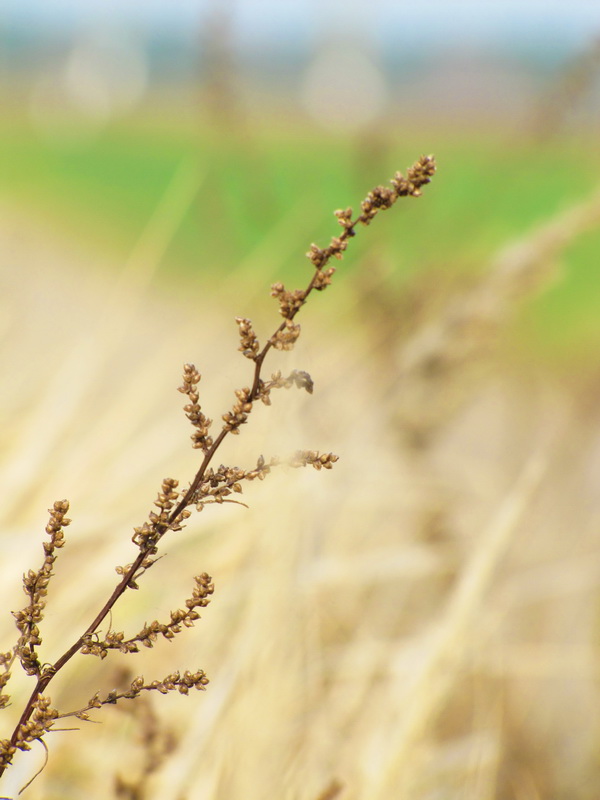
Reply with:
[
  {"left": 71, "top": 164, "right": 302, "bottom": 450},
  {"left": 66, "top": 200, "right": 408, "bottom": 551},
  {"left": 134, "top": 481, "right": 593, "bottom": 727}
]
[{"left": 0, "top": 156, "right": 435, "bottom": 787}]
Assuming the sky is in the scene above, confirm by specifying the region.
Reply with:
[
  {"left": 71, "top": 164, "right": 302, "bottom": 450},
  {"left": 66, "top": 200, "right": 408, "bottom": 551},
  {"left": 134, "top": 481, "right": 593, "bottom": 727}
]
[{"left": 4, "top": 0, "right": 600, "bottom": 50}]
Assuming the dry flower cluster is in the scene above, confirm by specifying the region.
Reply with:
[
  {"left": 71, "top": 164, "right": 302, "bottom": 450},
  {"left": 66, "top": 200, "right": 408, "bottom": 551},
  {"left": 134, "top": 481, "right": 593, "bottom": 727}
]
[{"left": 0, "top": 156, "right": 436, "bottom": 789}]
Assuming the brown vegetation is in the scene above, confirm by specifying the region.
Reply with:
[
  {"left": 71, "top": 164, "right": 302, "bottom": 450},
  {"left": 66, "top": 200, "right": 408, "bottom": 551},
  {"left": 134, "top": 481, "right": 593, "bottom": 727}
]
[{"left": 0, "top": 158, "right": 437, "bottom": 798}]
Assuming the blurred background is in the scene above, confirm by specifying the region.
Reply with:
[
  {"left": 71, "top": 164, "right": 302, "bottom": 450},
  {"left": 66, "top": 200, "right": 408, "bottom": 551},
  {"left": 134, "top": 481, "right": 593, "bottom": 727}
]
[
  {"left": 1, "top": 1, "right": 600, "bottom": 799},
  {"left": 2, "top": 0, "right": 600, "bottom": 355}
]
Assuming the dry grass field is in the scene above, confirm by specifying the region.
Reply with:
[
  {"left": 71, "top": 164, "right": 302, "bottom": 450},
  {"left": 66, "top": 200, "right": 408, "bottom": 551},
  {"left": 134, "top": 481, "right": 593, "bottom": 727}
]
[{"left": 1, "top": 150, "right": 600, "bottom": 800}]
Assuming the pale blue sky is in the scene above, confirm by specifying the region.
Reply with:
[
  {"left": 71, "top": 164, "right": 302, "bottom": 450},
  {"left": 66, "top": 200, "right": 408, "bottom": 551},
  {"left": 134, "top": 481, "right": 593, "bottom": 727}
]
[{"left": 4, "top": 0, "right": 600, "bottom": 50}]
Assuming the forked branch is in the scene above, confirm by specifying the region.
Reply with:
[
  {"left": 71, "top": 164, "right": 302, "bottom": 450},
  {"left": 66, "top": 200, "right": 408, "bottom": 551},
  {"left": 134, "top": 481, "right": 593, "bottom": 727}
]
[{"left": 0, "top": 155, "right": 436, "bottom": 779}]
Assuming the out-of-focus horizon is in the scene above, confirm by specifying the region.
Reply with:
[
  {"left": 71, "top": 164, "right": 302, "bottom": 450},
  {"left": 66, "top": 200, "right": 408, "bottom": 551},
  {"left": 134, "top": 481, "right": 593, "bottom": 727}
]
[
  {"left": 3, "top": 0, "right": 600, "bottom": 130},
  {"left": 3, "top": 0, "right": 600, "bottom": 365}
]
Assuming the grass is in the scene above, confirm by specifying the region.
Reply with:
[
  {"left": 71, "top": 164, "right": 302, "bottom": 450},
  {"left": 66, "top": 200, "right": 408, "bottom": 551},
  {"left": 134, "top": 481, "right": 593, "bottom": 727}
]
[
  {"left": 2, "top": 108, "right": 600, "bottom": 365},
  {"left": 2, "top": 205, "right": 598, "bottom": 798},
  {"left": 1, "top": 103, "right": 600, "bottom": 799}
]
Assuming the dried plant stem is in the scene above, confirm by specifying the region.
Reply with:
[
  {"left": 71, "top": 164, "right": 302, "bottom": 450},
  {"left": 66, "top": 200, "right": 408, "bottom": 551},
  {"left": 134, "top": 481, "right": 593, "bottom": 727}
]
[{"left": 0, "top": 155, "right": 436, "bottom": 779}]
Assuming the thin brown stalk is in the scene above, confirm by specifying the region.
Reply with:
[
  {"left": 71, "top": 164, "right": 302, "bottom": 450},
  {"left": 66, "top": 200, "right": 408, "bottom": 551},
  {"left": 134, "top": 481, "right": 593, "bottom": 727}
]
[{"left": 0, "top": 155, "right": 436, "bottom": 780}]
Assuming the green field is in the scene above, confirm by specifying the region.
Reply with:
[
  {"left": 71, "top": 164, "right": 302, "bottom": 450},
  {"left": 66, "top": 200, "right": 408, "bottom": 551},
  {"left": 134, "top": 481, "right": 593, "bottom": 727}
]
[{"left": 2, "top": 111, "right": 600, "bottom": 363}]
